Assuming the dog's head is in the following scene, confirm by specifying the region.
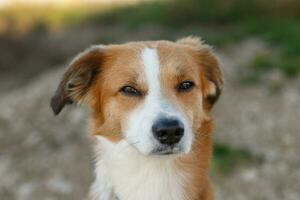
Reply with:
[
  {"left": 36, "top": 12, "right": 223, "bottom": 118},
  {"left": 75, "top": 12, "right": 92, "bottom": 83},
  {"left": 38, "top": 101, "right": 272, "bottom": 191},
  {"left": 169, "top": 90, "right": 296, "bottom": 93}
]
[{"left": 51, "top": 37, "right": 223, "bottom": 155}]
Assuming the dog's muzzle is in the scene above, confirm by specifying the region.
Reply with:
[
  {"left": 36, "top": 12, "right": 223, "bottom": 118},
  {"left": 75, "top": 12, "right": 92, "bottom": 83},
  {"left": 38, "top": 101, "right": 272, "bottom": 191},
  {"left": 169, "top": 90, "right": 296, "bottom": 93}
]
[{"left": 151, "top": 118, "right": 184, "bottom": 154}]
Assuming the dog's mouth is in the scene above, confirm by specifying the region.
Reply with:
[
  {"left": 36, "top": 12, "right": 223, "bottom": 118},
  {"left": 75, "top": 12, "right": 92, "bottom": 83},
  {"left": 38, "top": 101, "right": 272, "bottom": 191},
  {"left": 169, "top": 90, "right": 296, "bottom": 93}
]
[{"left": 151, "top": 145, "right": 182, "bottom": 155}]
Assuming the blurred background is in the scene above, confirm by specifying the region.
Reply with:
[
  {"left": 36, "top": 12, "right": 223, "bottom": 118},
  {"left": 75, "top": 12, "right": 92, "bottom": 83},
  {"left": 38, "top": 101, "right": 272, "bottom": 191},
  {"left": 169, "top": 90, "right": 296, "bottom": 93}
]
[{"left": 0, "top": 0, "right": 299, "bottom": 199}]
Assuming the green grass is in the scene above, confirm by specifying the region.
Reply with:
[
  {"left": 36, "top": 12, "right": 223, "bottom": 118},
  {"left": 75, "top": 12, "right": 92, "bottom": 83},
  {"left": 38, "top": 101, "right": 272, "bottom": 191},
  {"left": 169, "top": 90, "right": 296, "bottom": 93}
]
[{"left": 212, "top": 143, "right": 262, "bottom": 174}]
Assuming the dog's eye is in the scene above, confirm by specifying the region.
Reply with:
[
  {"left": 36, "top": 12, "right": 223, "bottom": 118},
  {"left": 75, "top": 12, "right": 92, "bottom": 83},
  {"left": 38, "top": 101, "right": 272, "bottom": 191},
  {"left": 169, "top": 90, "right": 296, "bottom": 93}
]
[
  {"left": 120, "top": 86, "right": 141, "bottom": 97},
  {"left": 176, "top": 81, "right": 195, "bottom": 92}
]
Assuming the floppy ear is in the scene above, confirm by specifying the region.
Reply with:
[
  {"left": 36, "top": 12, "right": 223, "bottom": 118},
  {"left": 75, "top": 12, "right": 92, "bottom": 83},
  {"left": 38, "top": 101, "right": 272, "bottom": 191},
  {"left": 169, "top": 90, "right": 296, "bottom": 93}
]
[
  {"left": 198, "top": 46, "right": 223, "bottom": 110},
  {"left": 178, "top": 36, "right": 223, "bottom": 110},
  {"left": 50, "top": 46, "right": 104, "bottom": 115}
]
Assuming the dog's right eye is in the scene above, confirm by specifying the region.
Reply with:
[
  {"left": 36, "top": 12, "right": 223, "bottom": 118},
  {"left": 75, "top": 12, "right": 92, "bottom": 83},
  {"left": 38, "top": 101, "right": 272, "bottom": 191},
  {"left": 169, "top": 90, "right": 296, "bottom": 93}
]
[{"left": 120, "top": 86, "right": 141, "bottom": 97}]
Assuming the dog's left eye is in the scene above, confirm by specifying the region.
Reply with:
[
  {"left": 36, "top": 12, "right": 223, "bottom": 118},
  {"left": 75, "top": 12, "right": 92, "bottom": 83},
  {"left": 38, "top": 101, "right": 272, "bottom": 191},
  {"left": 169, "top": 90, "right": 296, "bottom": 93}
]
[
  {"left": 120, "top": 86, "right": 141, "bottom": 97},
  {"left": 176, "top": 81, "right": 195, "bottom": 92}
]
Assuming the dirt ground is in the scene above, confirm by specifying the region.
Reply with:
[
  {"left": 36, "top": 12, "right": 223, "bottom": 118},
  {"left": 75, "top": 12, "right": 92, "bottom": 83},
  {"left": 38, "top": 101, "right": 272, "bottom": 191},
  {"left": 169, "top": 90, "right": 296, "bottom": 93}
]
[{"left": 0, "top": 26, "right": 299, "bottom": 200}]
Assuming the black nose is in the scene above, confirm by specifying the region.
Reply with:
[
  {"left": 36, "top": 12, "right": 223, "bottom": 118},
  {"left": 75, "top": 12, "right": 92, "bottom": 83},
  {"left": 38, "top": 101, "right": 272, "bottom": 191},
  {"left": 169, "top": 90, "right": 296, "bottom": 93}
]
[{"left": 152, "top": 118, "right": 184, "bottom": 145}]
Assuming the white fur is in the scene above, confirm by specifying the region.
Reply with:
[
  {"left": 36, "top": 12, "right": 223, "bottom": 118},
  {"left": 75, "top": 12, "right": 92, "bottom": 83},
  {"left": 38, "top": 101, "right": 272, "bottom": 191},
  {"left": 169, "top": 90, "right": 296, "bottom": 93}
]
[
  {"left": 89, "top": 142, "right": 114, "bottom": 200},
  {"left": 91, "top": 137, "right": 187, "bottom": 200},
  {"left": 125, "top": 48, "right": 193, "bottom": 155}
]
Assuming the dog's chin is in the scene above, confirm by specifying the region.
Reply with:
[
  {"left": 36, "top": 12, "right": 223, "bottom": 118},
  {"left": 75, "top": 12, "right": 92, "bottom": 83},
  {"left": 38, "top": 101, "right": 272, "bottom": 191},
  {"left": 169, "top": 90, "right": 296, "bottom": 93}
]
[
  {"left": 150, "top": 144, "right": 185, "bottom": 156},
  {"left": 131, "top": 144, "right": 182, "bottom": 156},
  {"left": 152, "top": 147, "right": 181, "bottom": 155},
  {"left": 129, "top": 140, "right": 191, "bottom": 156}
]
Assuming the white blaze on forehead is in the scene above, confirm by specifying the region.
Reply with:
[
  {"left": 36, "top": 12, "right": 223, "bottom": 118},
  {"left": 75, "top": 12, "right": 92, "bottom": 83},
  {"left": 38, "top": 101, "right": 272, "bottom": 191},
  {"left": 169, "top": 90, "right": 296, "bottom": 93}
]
[
  {"left": 141, "top": 48, "right": 184, "bottom": 116},
  {"left": 141, "top": 48, "right": 160, "bottom": 95},
  {"left": 141, "top": 48, "right": 173, "bottom": 115}
]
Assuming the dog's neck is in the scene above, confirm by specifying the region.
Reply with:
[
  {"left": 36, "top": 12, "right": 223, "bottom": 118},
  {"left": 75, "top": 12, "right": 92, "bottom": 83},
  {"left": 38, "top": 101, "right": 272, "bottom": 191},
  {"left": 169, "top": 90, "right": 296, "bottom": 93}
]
[{"left": 89, "top": 137, "right": 189, "bottom": 200}]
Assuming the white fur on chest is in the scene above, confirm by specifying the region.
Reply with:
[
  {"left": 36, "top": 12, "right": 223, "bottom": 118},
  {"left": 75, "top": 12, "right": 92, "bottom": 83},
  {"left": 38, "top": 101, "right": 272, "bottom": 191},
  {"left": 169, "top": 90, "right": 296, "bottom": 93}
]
[{"left": 90, "top": 137, "right": 187, "bottom": 200}]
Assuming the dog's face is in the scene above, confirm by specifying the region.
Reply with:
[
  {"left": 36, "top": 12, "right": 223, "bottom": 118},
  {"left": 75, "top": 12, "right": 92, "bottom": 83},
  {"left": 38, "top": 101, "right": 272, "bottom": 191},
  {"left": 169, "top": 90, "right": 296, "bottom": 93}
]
[{"left": 51, "top": 37, "right": 223, "bottom": 156}]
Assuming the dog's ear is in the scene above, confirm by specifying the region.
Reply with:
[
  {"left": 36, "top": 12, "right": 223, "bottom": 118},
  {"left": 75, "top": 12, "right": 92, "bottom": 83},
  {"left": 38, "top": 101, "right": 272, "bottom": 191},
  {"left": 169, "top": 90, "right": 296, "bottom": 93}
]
[
  {"left": 198, "top": 46, "right": 223, "bottom": 110},
  {"left": 50, "top": 46, "right": 104, "bottom": 115},
  {"left": 178, "top": 37, "right": 223, "bottom": 110}
]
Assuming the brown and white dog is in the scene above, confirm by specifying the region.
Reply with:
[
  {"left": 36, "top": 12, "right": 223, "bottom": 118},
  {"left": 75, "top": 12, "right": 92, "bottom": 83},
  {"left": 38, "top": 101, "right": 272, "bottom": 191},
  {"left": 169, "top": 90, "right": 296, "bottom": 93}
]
[{"left": 51, "top": 37, "right": 223, "bottom": 200}]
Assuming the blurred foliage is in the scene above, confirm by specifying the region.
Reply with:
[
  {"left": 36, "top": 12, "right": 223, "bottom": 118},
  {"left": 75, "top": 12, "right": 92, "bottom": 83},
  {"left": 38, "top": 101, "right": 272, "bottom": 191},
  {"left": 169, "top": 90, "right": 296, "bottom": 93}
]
[
  {"left": 91, "top": 0, "right": 300, "bottom": 77},
  {"left": 212, "top": 143, "right": 262, "bottom": 174},
  {"left": 91, "top": 0, "right": 300, "bottom": 26},
  {"left": 0, "top": 0, "right": 299, "bottom": 76},
  {"left": 0, "top": 4, "right": 113, "bottom": 33}
]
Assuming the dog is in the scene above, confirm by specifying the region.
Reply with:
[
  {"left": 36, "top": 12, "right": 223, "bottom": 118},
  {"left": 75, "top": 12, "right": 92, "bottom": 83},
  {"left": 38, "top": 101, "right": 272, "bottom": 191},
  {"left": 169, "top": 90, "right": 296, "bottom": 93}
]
[{"left": 51, "top": 36, "right": 223, "bottom": 200}]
